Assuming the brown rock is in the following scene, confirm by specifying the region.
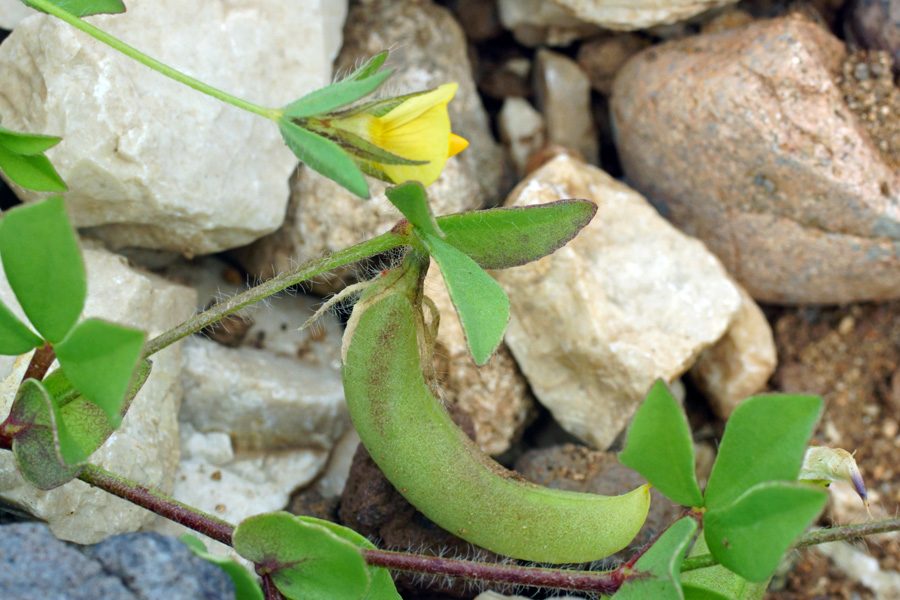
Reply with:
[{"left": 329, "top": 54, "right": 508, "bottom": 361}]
[
  {"left": 612, "top": 17, "right": 900, "bottom": 304},
  {"left": 577, "top": 34, "right": 651, "bottom": 95},
  {"left": 513, "top": 444, "right": 683, "bottom": 559}
]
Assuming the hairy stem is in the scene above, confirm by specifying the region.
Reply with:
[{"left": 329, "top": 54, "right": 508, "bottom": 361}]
[
  {"left": 25, "top": 0, "right": 279, "bottom": 120},
  {"left": 142, "top": 231, "right": 406, "bottom": 358},
  {"left": 360, "top": 548, "right": 624, "bottom": 594},
  {"left": 78, "top": 465, "right": 234, "bottom": 546}
]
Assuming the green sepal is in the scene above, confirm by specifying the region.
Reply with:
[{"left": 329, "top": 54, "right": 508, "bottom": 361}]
[
  {"left": 0, "top": 299, "right": 43, "bottom": 355},
  {"left": 278, "top": 119, "right": 369, "bottom": 198},
  {"left": 305, "top": 121, "right": 425, "bottom": 166},
  {"left": 0, "top": 197, "right": 85, "bottom": 343},
  {"left": 21, "top": 0, "right": 125, "bottom": 16},
  {"left": 54, "top": 318, "right": 146, "bottom": 428},
  {"left": 434, "top": 199, "right": 597, "bottom": 270},
  {"left": 345, "top": 51, "right": 389, "bottom": 82},
  {"left": 703, "top": 482, "right": 826, "bottom": 582},
  {"left": 385, "top": 182, "right": 442, "bottom": 238},
  {"left": 613, "top": 517, "right": 697, "bottom": 600},
  {"left": 296, "top": 517, "right": 401, "bottom": 600},
  {"left": 180, "top": 534, "right": 265, "bottom": 600},
  {"left": 419, "top": 231, "right": 510, "bottom": 366},
  {"left": 703, "top": 395, "right": 822, "bottom": 510},
  {"left": 620, "top": 380, "right": 704, "bottom": 508},
  {"left": 232, "top": 512, "right": 370, "bottom": 600},
  {"left": 282, "top": 69, "right": 392, "bottom": 118},
  {"left": 332, "top": 90, "right": 429, "bottom": 120}
]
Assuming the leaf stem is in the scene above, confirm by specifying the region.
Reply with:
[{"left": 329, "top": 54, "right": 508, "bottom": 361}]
[
  {"left": 141, "top": 231, "right": 407, "bottom": 358},
  {"left": 22, "top": 342, "right": 55, "bottom": 382},
  {"left": 25, "top": 0, "right": 280, "bottom": 120},
  {"left": 78, "top": 464, "right": 234, "bottom": 546}
]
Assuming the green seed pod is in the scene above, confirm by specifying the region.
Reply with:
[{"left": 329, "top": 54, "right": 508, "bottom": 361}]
[{"left": 342, "top": 255, "right": 650, "bottom": 564}]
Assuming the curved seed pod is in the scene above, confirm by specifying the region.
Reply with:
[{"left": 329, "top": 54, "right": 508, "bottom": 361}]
[{"left": 341, "top": 255, "right": 651, "bottom": 564}]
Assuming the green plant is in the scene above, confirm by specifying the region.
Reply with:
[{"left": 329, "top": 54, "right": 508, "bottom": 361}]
[{"left": 0, "top": 2, "right": 898, "bottom": 600}]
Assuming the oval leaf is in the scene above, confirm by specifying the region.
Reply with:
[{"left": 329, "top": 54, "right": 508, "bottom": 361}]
[
  {"left": 681, "top": 536, "right": 768, "bottom": 600},
  {"left": 0, "top": 144, "right": 67, "bottom": 192},
  {"left": 419, "top": 232, "right": 510, "bottom": 366},
  {"left": 620, "top": 380, "right": 703, "bottom": 508},
  {"left": 180, "top": 534, "right": 264, "bottom": 600},
  {"left": 22, "top": 0, "right": 125, "bottom": 16},
  {"left": 0, "top": 196, "right": 84, "bottom": 342},
  {"left": 703, "top": 395, "right": 822, "bottom": 510},
  {"left": 0, "top": 127, "right": 62, "bottom": 155},
  {"left": 233, "top": 512, "right": 369, "bottom": 600},
  {"left": 384, "top": 182, "right": 441, "bottom": 238},
  {"left": 703, "top": 482, "right": 826, "bottom": 582},
  {"left": 296, "top": 517, "right": 401, "bottom": 600},
  {"left": 0, "top": 299, "right": 43, "bottom": 355},
  {"left": 434, "top": 199, "right": 597, "bottom": 270},
  {"left": 54, "top": 318, "right": 146, "bottom": 428},
  {"left": 613, "top": 518, "right": 697, "bottom": 600},
  {"left": 278, "top": 119, "right": 369, "bottom": 198}
]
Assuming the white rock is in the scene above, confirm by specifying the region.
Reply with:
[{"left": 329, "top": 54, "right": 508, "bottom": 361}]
[
  {"left": 148, "top": 421, "right": 328, "bottom": 559},
  {"left": 691, "top": 284, "right": 777, "bottom": 418},
  {"left": 0, "top": 0, "right": 347, "bottom": 256},
  {"left": 534, "top": 49, "right": 598, "bottom": 165},
  {"left": 497, "top": 0, "right": 603, "bottom": 47},
  {"left": 494, "top": 155, "right": 742, "bottom": 449},
  {"left": 549, "top": 0, "right": 739, "bottom": 31},
  {"left": 0, "top": 0, "right": 36, "bottom": 30},
  {"left": 499, "top": 97, "right": 546, "bottom": 178},
  {"left": 314, "top": 426, "right": 361, "bottom": 498},
  {"left": 424, "top": 260, "right": 535, "bottom": 456},
  {"left": 0, "top": 242, "right": 197, "bottom": 543}
]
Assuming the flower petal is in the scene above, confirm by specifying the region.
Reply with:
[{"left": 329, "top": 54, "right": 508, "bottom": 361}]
[{"left": 448, "top": 134, "right": 468, "bottom": 158}]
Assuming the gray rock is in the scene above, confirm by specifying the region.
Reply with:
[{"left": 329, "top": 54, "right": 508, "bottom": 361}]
[{"left": 90, "top": 532, "right": 235, "bottom": 600}]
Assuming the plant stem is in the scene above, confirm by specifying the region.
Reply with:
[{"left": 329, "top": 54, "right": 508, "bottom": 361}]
[
  {"left": 78, "top": 465, "right": 234, "bottom": 546},
  {"left": 25, "top": 0, "right": 279, "bottom": 120},
  {"left": 261, "top": 575, "right": 285, "bottom": 600},
  {"left": 360, "top": 548, "right": 624, "bottom": 594},
  {"left": 22, "top": 342, "right": 55, "bottom": 382},
  {"left": 141, "top": 231, "right": 406, "bottom": 358}
]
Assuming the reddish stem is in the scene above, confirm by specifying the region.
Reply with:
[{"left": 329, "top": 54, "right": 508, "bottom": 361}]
[
  {"left": 261, "top": 575, "right": 285, "bottom": 600},
  {"left": 360, "top": 548, "right": 625, "bottom": 594},
  {"left": 22, "top": 342, "right": 55, "bottom": 382}
]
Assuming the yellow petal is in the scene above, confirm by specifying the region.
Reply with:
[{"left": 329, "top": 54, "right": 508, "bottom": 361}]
[
  {"left": 379, "top": 83, "right": 458, "bottom": 129},
  {"left": 448, "top": 133, "right": 468, "bottom": 158}
]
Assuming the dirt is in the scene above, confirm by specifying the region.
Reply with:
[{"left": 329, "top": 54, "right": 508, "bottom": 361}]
[
  {"left": 838, "top": 50, "right": 900, "bottom": 170},
  {"left": 766, "top": 547, "right": 876, "bottom": 600}
]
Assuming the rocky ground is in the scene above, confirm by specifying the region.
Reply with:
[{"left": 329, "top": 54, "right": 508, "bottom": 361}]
[{"left": 1, "top": 0, "right": 900, "bottom": 598}]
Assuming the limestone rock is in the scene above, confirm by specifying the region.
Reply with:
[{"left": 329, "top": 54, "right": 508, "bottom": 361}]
[
  {"left": 180, "top": 337, "right": 346, "bottom": 452},
  {"left": 550, "top": 0, "right": 739, "bottom": 30},
  {"left": 425, "top": 260, "right": 535, "bottom": 456},
  {"left": 494, "top": 155, "right": 741, "bottom": 449},
  {"left": 534, "top": 49, "right": 598, "bottom": 165},
  {"left": 237, "top": 0, "right": 507, "bottom": 285},
  {"left": 497, "top": 0, "right": 602, "bottom": 46},
  {"left": 691, "top": 284, "right": 777, "bottom": 418},
  {"left": 0, "top": 0, "right": 347, "bottom": 256},
  {"left": 499, "top": 97, "right": 546, "bottom": 180},
  {"left": 0, "top": 0, "right": 35, "bottom": 30},
  {"left": 612, "top": 17, "right": 900, "bottom": 303},
  {"left": 0, "top": 243, "right": 196, "bottom": 543}
]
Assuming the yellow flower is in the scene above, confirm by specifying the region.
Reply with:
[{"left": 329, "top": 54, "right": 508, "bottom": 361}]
[{"left": 329, "top": 83, "right": 468, "bottom": 187}]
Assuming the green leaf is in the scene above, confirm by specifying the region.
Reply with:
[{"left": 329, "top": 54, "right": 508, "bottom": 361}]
[
  {"left": 434, "top": 199, "right": 597, "bottom": 270},
  {"left": 46, "top": 360, "right": 150, "bottom": 466},
  {"left": 0, "top": 144, "right": 67, "bottom": 192},
  {"left": 419, "top": 232, "right": 510, "bottom": 366},
  {"left": 283, "top": 69, "right": 392, "bottom": 118},
  {"left": 54, "top": 318, "right": 146, "bottom": 428},
  {"left": 0, "top": 126, "right": 62, "bottom": 154},
  {"left": 620, "top": 381, "right": 703, "bottom": 508},
  {"left": 613, "top": 517, "right": 697, "bottom": 600},
  {"left": 703, "top": 395, "right": 822, "bottom": 510},
  {"left": 180, "top": 534, "right": 264, "bottom": 600},
  {"left": 345, "top": 52, "right": 389, "bottom": 82},
  {"left": 681, "top": 537, "right": 768, "bottom": 600},
  {"left": 21, "top": 0, "right": 126, "bottom": 17},
  {"left": 278, "top": 119, "right": 369, "bottom": 198},
  {"left": 8, "top": 379, "right": 82, "bottom": 489},
  {"left": 703, "top": 482, "right": 826, "bottom": 582},
  {"left": 384, "top": 182, "right": 442, "bottom": 238},
  {"left": 0, "top": 299, "right": 42, "bottom": 355},
  {"left": 0, "top": 197, "right": 85, "bottom": 342},
  {"left": 296, "top": 517, "right": 401, "bottom": 600},
  {"left": 233, "top": 512, "right": 370, "bottom": 600}
]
